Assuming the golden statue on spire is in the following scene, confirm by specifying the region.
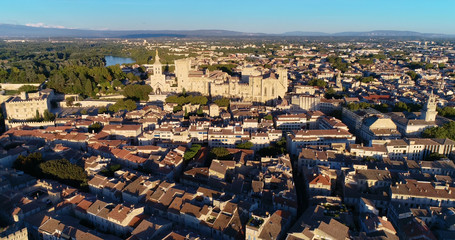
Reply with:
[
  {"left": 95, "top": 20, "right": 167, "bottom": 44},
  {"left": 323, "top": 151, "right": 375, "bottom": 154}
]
[{"left": 154, "top": 49, "right": 160, "bottom": 64}]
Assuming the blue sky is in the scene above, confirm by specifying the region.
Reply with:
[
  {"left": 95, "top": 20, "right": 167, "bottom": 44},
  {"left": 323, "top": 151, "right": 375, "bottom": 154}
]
[{"left": 1, "top": 0, "right": 454, "bottom": 34}]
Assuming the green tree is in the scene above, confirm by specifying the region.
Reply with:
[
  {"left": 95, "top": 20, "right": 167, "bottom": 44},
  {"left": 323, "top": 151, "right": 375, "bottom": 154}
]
[
  {"left": 126, "top": 72, "right": 140, "bottom": 82},
  {"left": 165, "top": 95, "right": 179, "bottom": 104},
  {"left": 422, "top": 121, "right": 455, "bottom": 140},
  {"left": 84, "top": 80, "right": 93, "bottom": 97},
  {"left": 327, "top": 56, "right": 350, "bottom": 72},
  {"left": 425, "top": 152, "right": 446, "bottom": 161},
  {"left": 406, "top": 70, "right": 419, "bottom": 81},
  {"left": 325, "top": 87, "right": 341, "bottom": 99},
  {"left": 0, "top": 69, "right": 8, "bottom": 83},
  {"left": 98, "top": 106, "right": 107, "bottom": 114},
  {"left": 424, "top": 63, "right": 435, "bottom": 70},
  {"left": 34, "top": 110, "right": 42, "bottom": 121},
  {"left": 276, "top": 137, "right": 287, "bottom": 153},
  {"left": 210, "top": 147, "right": 232, "bottom": 160},
  {"left": 308, "top": 79, "right": 327, "bottom": 88},
  {"left": 43, "top": 110, "right": 55, "bottom": 121},
  {"left": 184, "top": 144, "right": 202, "bottom": 161},
  {"left": 18, "top": 85, "right": 38, "bottom": 93},
  {"left": 407, "top": 62, "right": 425, "bottom": 70},
  {"left": 357, "top": 58, "right": 374, "bottom": 65},
  {"left": 100, "top": 164, "right": 122, "bottom": 177},
  {"left": 123, "top": 84, "right": 153, "bottom": 101},
  {"left": 108, "top": 99, "right": 137, "bottom": 112},
  {"left": 165, "top": 94, "right": 208, "bottom": 106},
  {"left": 196, "top": 107, "right": 204, "bottom": 116},
  {"left": 347, "top": 102, "right": 372, "bottom": 111},
  {"left": 112, "top": 79, "right": 123, "bottom": 89},
  {"left": 236, "top": 141, "right": 253, "bottom": 149},
  {"left": 214, "top": 98, "right": 230, "bottom": 108},
  {"left": 360, "top": 76, "right": 375, "bottom": 83},
  {"left": 191, "top": 95, "right": 208, "bottom": 105},
  {"left": 372, "top": 103, "right": 389, "bottom": 113},
  {"left": 264, "top": 114, "right": 273, "bottom": 120},
  {"left": 393, "top": 102, "right": 409, "bottom": 112},
  {"left": 88, "top": 122, "right": 103, "bottom": 133},
  {"left": 13, "top": 152, "right": 44, "bottom": 176},
  {"left": 173, "top": 105, "right": 182, "bottom": 113},
  {"left": 39, "top": 159, "right": 88, "bottom": 188},
  {"left": 437, "top": 107, "right": 455, "bottom": 118},
  {"left": 66, "top": 97, "right": 75, "bottom": 107},
  {"left": 257, "top": 137, "right": 287, "bottom": 157}
]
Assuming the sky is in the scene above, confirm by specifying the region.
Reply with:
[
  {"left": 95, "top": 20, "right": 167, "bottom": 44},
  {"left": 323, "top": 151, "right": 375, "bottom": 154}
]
[{"left": 1, "top": 0, "right": 454, "bottom": 34}]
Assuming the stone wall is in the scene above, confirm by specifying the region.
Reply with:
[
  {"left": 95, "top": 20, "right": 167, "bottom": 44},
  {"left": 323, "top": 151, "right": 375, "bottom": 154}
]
[
  {"left": 5, "top": 120, "right": 55, "bottom": 130},
  {"left": 63, "top": 100, "right": 117, "bottom": 108},
  {"left": 0, "top": 83, "right": 41, "bottom": 90}
]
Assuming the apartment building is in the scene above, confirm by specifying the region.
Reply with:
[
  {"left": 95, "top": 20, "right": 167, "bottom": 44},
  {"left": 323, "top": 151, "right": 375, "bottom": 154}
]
[
  {"left": 287, "top": 129, "right": 355, "bottom": 155},
  {"left": 386, "top": 138, "right": 455, "bottom": 160},
  {"left": 208, "top": 126, "right": 250, "bottom": 148}
]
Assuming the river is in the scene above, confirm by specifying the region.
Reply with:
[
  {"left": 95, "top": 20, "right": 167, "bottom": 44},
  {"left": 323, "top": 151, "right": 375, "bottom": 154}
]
[{"left": 105, "top": 56, "right": 135, "bottom": 66}]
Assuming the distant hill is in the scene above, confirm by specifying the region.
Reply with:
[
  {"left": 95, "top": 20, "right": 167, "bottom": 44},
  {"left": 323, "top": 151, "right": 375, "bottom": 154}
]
[
  {"left": 0, "top": 24, "right": 266, "bottom": 38},
  {"left": 332, "top": 30, "right": 448, "bottom": 37},
  {"left": 282, "top": 30, "right": 452, "bottom": 38},
  {"left": 0, "top": 24, "right": 453, "bottom": 38},
  {"left": 282, "top": 31, "right": 330, "bottom": 36}
]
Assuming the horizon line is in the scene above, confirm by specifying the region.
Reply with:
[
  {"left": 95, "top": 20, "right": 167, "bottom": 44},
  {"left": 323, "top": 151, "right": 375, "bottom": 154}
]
[{"left": 1, "top": 23, "right": 455, "bottom": 36}]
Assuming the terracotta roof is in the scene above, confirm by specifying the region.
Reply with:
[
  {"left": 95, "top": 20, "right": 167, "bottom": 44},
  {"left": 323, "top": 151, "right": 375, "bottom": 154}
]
[
  {"left": 315, "top": 219, "right": 349, "bottom": 240},
  {"left": 108, "top": 204, "right": 131, "bottom": 223},
  {"left": 212, "top": 213, "right": 231, "bottom": 231},
  {"left": 103, "top": 124, "right": 141, "bottom": 132},
  {"left": 391, "top": 179, "right": 455, "bottom": 199},
  {"left": 180, "top": 202, "right": 201, "bottom": 218},
  {"left": 86, "top": 200, "right": 108, "bottom": 215},
  {"left": 130, "top": 217, "right": 170, "bottom": 239},
  {"left": 355, "top": 169, "right": 391, "bottom": 181},
  {"left": 309, "top": 174, "right": 331, "bottom": 186},
  {"left": 39, "top": 218, "right": 65, "bottom": 235},
  {"left": 197, "top": 186, "right": 222, "bottom": 199},
  {"left": 167, "top": 197, "right": 183, "bottom": 215},
  {"left": 76, "top": 200, "right": 93, "bottom": 213},
  {"left": 162, "top": 232, "right": 186, "bottom": 240},
  {"left": 258, "top": 210, "right": 292, "bottom": 240},
  {"left": 67, "top": 194, "right": 84, "bottom": 205}
]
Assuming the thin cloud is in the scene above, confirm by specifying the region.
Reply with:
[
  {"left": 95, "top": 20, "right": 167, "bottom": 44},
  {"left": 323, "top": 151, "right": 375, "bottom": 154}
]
[{"left": 25, "top": 22, "right": 69, "bottom": 29}]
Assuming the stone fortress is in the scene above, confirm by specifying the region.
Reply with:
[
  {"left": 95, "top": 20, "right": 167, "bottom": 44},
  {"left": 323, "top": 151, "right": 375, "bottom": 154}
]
[
  {"left": 147, "top": 50, "right": 288, "bottom": 103},
  {"left": 2, "top": 89, "right": 54, "bottom": 120}
]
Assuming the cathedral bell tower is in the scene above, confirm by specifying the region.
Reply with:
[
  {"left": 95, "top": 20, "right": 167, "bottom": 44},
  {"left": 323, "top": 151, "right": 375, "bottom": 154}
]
[
  {"left": 421, "top": 91, "right": 438, "bottom": 122},
  {"left": 276, "top": 68, "right": 288, "bottom": 90},
  {"left": 336, "top": 72, "right": 342, "bottom": 89},
  {"left": 153, "top": 49, "right": 162, "bottom": 76},
  {"left": 149, "top": 49, "right": 166, "bottom": 94}
]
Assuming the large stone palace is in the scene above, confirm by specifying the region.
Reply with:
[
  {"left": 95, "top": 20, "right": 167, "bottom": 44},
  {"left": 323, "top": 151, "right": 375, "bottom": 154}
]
[
  {"left": 2, "top": 89, "right": 53, "bottom": 120},
  {"left": 147, "top": 51, "right": 288, "bottom": 103}
]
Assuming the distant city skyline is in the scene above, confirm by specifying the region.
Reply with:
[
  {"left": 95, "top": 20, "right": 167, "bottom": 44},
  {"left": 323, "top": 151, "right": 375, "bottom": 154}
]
[{"left": 1, "top": 0, "right": 454, "bottom": 34}]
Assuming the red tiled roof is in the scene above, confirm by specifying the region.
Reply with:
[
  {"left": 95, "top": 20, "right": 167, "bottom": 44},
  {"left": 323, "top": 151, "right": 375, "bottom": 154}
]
[{"left": 309, "top": 174, "right": 331, "bottom": 186}]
